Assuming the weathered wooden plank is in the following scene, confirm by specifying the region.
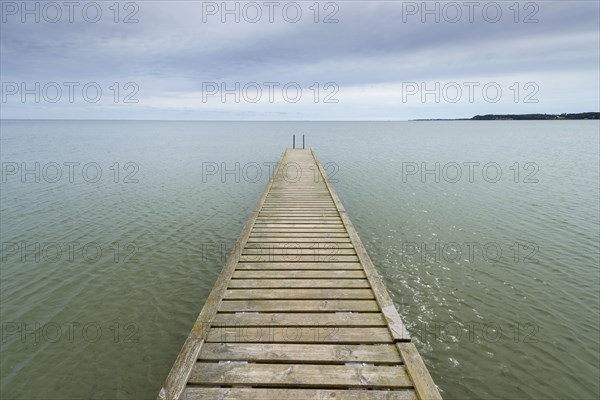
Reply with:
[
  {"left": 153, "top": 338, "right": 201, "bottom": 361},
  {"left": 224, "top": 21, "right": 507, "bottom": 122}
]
[
  {"left": 261, "top": 206, "right": 336, "bottom": 209},
  {"left": 232, "top": 270, "right": 365, "bottom": 279},
  {"left": 258, "top": 212, "right": 340, "bottom": 215},
  {"left": 263, "top": 197, "right": 334, "bottom": 200},
  {"left": 244, "top": 241, "right": 354, "bottom": 247},
  {"left": 253, "top": 223, "right": 345, "bottom": 227},
  {"left": 242, "top": 248, "right": 357, "bottom": 255},
  {"left": 267, "top": 192, "right": 331, "bottom": 194},
  {"left": 258, "top": 210, "right": 340, "bottom": 213},
  {"left": 242, "top": 247, "right": 356, "bottom": 255},
  {"left": 227, "top": 279, "right": 370, "bottom": 288},
  {"left": 263, "top": 198, "right": 333, "bottom": 200},
  {"left": 255, "top": 217, "right": 342, "bottom": 221},
  {"left": 264, "top": 196, "right": 334, "bottom": 198},
  {"left": 260, "top": 206, "right": 339, "bottom": 209},
  {"left": 223, "top": 288, "right": 374, "bottom": 300},
  {"left": 218, "top": 300, "right": 380, "bottom": 312},
  {"left": 398, "top": 342, "right": 442, "bottom": 400},
  {"left": 199, "top": 343, "right": 402, "bottom": 364},
  {"left": 242, "top": 247, "right": 355, "bottom": 253},
  {"left": 250, "top": 232, "right": 349, "bottom": 237},
  {"left": 262, "top": 204, "right": 335, "bottom": 206},
  {"left": 245, "top": 242, "right": 353, "bottom": 248},
  {"left": 255, "top": 216, "right": 342, "bottom": 220},
  {"left": 263, "top": 201, "right": 335, "bottom": 204},
  {"left": 266, "top": 193, "right": 330, "bottom": 195},
  {"left": 188, "top": 363, "right": 413, "bottom": 389},
  {"left": 265, "top": 191, "right": 330, "bottom": 194},
  {"left": 183, "top": 388, "right": 417, "bottom": 400},
  {"left": 261, "top": 203, "right": 336, "bottom": 209},
  {"left": 264, "top": 199, "right": 333, "bottom": 202},
  {"left": 250, "top": 229, "right": 348, "bottom": 233},
  {"left": 262, "top": 201, "right": 335, "bottom": 203},
  {"left": 253, "top": 227, "right": 346, "bottom": 232},
  {"left": 261, "top": 205, "right": 336, "bottom": 209},
  {"left": 239, "top": 255, "right": 360, "bottom": 262},
  {"left": 235, "top": 262, "right": 363, "bottom": 270},
  {"left": 265, "top": 195, "right": 333, "bottom": 198},
  {"left": 244, "top": 243, "right": 354, "bottom": 249},
  {"left": 268, "top": 188, "right": 328, "bottom": 190},
  {"left": 254, "top": 221, "right": 343, "bottom": 225},
  {"left": 206, "top": 326, "right": 393, "bottom": 343},
  {"left": 212, "top": 312, "right": 387, "bottom": 327},
  {"left": 257, "top": 215, "right": 341, "bottom": 219},
  {"left": 257, "top": 212, "right": 340, "bottom": 215},
  {"left": 267, "top": 192, "right": 332, "bottom": 194},
  {"left": 246, "top": 237, "right": 352, "bottom": 243}
]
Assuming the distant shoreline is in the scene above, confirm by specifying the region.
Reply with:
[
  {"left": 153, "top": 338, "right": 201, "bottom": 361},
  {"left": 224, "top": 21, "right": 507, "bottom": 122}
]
[
  {"left": 413, "top": 112, "right": 599, "bottom": 121},
  {"left": 1, "top": 113, "right": 599, "bottom": 122}
]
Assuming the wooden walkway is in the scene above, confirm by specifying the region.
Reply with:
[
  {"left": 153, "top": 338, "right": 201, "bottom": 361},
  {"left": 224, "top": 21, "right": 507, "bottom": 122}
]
[{"left": 158, "top": 149, "right": 441, "bottom": 400}]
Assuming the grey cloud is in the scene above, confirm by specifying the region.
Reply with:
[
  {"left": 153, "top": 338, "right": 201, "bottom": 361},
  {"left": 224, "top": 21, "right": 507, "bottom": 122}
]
[{"left": 1, "top": 0, "right": 598, "bottom": 119}]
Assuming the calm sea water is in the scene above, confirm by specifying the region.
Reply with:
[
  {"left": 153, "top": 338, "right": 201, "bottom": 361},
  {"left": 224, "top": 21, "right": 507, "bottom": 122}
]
[{"left": 1, "top": 120, "right": 599, "bottom": 399}]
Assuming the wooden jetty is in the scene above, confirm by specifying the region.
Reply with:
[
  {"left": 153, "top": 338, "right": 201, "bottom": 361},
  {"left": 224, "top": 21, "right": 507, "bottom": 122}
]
[{"left": 158, "top": 149, "right": 441, "bottom": 400}]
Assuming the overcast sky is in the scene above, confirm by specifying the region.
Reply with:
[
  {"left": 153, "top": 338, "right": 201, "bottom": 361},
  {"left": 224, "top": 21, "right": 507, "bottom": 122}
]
[{"left": 1, "top": 0, "right": 599, "bottom": 120}]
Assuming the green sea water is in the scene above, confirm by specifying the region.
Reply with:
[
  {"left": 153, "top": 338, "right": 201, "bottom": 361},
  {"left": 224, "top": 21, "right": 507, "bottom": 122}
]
[{"left": 1, "top": 120, "right": 598, "bottom": 399}]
